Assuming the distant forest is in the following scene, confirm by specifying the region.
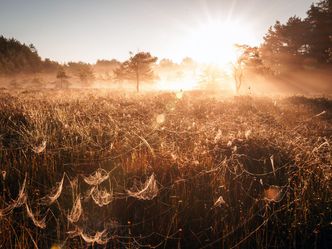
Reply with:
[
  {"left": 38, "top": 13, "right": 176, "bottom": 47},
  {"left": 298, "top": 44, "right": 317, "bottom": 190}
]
[{"left": 0, "top": 0, "right": 331, "bottom": 90}]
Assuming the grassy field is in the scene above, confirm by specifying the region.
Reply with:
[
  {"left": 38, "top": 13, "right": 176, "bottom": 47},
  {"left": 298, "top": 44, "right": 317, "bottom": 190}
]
[{"left": 0, "top": 89, "right": 331, "bottom": 248}]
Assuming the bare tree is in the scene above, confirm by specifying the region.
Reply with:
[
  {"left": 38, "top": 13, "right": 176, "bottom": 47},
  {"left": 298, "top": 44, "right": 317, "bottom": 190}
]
[
  {"left": 233, "top": 44, "right": 270, "bottom": 94},
  {"left": 233, "top": 61, "right": 244, "bottom": 94}
]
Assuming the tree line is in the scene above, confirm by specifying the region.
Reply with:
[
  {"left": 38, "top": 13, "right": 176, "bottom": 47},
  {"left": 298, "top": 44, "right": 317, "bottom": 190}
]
[
  {"left": 224, "top": 0, "right": 332, "bottom": 93},
  {"left": 239, "top": 0, "right": 332, "bottom": 76},
  {"left": 0, "top": 0, "right": 331, "bottom": 92},
  {"left": 0, "top": 36, "right": 59, "bottom": 75}
]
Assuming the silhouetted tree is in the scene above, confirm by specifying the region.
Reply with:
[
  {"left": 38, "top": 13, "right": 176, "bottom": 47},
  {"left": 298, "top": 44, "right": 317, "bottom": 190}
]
[
  {"left": 180, "top": 57, "right": 197, "bottom": 76},
  {"left": 306, "top": 0, "right": 332, "bottom": 63},
  {"left": 233, "top": 44, "right": 272, "bottom": 93},
  {"left": 0, "top": 36, "right": 61, "bottom": 76},
  {"left": 159, "top": 58, "right": 178, "bottom": 70},
  {"left": 260, "top": 0, "right": 332, "bottom": 72},
  {"left": 198, "top": 65, "right": 223, "bottom": 90},
  {"left": 94, "top": 59, "right": 121, "bottom": 81},
  {"left": 238, "top": 45, "right": 271, "bottom": 73},
  {"left": 43, "top": 58, "right": 60, "bottom": 74},
  {"left": 114, "top": 52, "right": 158, "bottom": 92},
  {"left": 95, "top": 59, "right": 121, "bottom": 68},
  {"left": 67, "top": 62, "right": 95, "bottom": 87},
  {"left": 56, "top": 68, "right": 70, "bottom": 89},
  {"left": 233, "top": 63, "right": 243, "bottom": 94},
  {"left": 0, "top": 36, "right": 42, "bottom": 75},
  {"left": 181, "top": 57, "right": 195, "bottom": 67},
  {"left": 261, "top": 17, "right": 310, "bottom": 74}
]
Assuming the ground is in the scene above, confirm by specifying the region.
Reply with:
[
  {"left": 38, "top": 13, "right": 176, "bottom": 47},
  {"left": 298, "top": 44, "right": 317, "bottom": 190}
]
[{"left": 0, "top": 89, "right": 331, "bottom": 248}]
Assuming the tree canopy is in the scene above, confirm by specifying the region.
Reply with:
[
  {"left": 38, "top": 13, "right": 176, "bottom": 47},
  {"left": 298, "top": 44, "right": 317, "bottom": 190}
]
[
  {"left": 0, "top": 36, "right": 42, "bottom": 75},
  {"left": 260, "top": 0, "right": 332, "bottom": 74},
  {"left": 1, "top": 0, "right": 331, "bottom": 91},
  {"left": 67, "top": 62, "right": 95, "bottom": 86},
  {"left": 0, "top": 36, "right": 59, "bottom": 76},
  {"left": 114, "top": 52, "right": 158, "bottom": 92}
]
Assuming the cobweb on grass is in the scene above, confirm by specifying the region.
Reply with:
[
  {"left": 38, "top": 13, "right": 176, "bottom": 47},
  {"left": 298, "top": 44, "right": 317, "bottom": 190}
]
[
  {"left": 83, "top": 168, "right": 109, "bottom": 186},
  {"left": 213, "top": 195, "right": 226, "bottom": 208},
  {"left": 0, "top": 204, "right": 15, "bottom": 218},
  {"left": 67, "top": 226, "right": 109, "bottom": 245},
  {"left": 84, "top": 186, "right": 95, "bottom": 200},
  {"left": 127, "top": 173, "right": 159, "bottom": 200},
  {"left": 69, "top": 177, "right": 79, "bottom": 196},
  {"left": 39, "top": 173, "right": 65, "bottom": 206},
  {"left": 67, "top": 194, "right": 82, "bottom": 223},
  {"left": 264, "top": 185, "right": 282, "bottom": 202},
  {"left": 32, "top": 140, "right": 47, "bottom": 154},
  {"left": 0, "top": 174, "right": 27, "bottom": 218},
  {"left": 25, "top": 202, "right": 47, "bottom": 229},
  {"left": 15, "top": 173, "right": 27, "bottom": 206},
  {"left": 90, "top": 186, "right": 113, "bottom": 207},
  {"left": 1, "top": 170, "right": 6, "bottom": 180}
]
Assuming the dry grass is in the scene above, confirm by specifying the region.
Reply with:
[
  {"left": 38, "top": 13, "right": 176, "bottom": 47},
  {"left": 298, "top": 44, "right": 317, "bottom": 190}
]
[{"left": 0, "top": 89, "right": 331, "bottom": 248}]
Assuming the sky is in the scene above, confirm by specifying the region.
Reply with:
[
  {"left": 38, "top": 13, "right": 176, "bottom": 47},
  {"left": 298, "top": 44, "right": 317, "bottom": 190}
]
[{"left": 0, "top": 0, "right": 315, "bottom": 64}]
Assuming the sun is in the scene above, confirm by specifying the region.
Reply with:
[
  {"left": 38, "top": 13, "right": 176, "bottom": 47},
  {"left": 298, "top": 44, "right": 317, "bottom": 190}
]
[
  {"left": 156, "top": 19, "right": 257, "bottom": 91},
  {"left": 184, "top": 20, "right": 256, "bottom": 67}
]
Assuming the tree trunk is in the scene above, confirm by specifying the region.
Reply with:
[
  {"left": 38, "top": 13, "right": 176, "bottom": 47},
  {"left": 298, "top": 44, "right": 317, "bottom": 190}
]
[{"left": 136, "top": 65, "right": 140, "bottom": 92}]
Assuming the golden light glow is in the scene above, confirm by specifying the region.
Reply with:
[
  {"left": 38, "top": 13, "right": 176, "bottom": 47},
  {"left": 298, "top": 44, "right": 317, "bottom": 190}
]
[
  {"left": 156, "top": 113, "right": 165, "bottom": 124},
  {"left": 156, "top": 79, "right": 198, "bottom": 91},
  {"left": 184, "top": 20, "right": 256, "bottom": 67},
  {"left": 157, "top": 19, "right": 257, "bottom": 91}
]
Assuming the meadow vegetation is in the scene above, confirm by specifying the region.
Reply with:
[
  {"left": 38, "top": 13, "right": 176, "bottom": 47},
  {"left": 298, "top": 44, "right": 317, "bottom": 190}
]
[{"left": 0, "top": 89, "right": 331, "bottom": 248}]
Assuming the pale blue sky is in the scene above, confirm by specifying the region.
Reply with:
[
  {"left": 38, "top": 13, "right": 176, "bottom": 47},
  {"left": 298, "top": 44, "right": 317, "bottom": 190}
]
[{"left": 0, "top": 0, "right": 315, "bottom": 63}]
